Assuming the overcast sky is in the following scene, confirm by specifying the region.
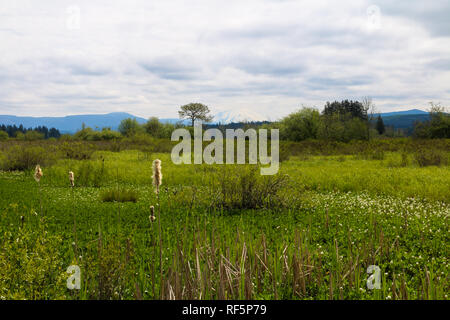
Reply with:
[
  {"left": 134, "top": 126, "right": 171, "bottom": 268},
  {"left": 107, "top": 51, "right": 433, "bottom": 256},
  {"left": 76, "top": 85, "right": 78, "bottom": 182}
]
[{"left": 0, "top": 0, "right": 449, "bottom": 120}]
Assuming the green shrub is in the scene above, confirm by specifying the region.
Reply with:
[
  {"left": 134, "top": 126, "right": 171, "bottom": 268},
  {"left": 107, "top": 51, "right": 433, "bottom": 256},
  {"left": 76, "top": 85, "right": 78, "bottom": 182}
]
[
  {"left": 0, "top": 228, "right": 66, "bottom": 299},
  {"left": 370, "top": 149, "right": 385, "bottom": 160},
  {"left": 60, "top": 142, "right": 95, "bottom": 160},
  {"left": 400, "top": 151, "right": 409, "bottom": 167},
  {"left": 77, "top": 160, "right": 107, "bottom": 187},
  {"left": 0, "top": 145, "right": 57, "bottom": 171},
  {"left": 98, "top": 129, "right": 122, "bottom": 140},
  {"left": 279, "top": 144, "right": 291, "bottom": 162},
  {"left": 414, "top": 149, "right": 448, "bottom": 167},
  {"left": 82, "top": 237, "right": 135, "bottom": 299},
  {"left": 24, "top": 131, "right": 45, "bottom": 141},
  {"left": 0, "top": 131, "right": 8, "bottom": 141},
  {"left": 213, "top": 165, "right": 290, "bottom": 209}
]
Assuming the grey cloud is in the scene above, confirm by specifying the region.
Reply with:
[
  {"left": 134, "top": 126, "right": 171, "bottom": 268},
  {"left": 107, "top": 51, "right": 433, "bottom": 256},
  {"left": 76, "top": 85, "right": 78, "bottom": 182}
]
[
  {"left": 139, "top": 58, "right": 201, "bottom": 80},
  {"left": 234, "top": 58, "right": 306, "bottom": 77},
  {"left": 0, "top": 0, "right": 449, "bottom": 117},
  {"left": 68, "top": 64, "right": 111, "bottom": 76},
  {"left": 217, "top": 24, "right": 296, "bottom": 40},
  {"left": 176, "top": 80, "right": 305, "bottom": 98},
  {"left": 373, "top": 0, "right": 450, "bottom": 36},
  {"left": 427, "top": 58, "right": 450, "bottom": 71},
  {"left": 306, "top": 76, "right": 376, "bottom": 90},
  {"left": 44, "top": 93, "right": 119, "bottom": 101}
]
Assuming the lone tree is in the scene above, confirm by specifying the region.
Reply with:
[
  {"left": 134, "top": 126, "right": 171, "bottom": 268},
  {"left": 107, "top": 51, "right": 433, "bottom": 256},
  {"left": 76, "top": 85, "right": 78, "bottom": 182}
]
[
  {"left": 361, "top": 96, "right": 377, "bottom": 140},
  {"left": 376, "top": 115, "right": 386, "bottom": 135},
  {"left": 118, "top": 118, "right": 142, "bottom": 136},
  {"left": 179, "top": 103, "right": 213, "bottom": 127}
]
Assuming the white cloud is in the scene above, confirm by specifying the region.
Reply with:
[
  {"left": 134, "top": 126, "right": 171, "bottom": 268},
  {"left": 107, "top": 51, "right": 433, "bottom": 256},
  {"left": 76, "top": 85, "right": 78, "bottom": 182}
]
[{"left": 0, "top": 0, "right": 449, "bottom": 119}]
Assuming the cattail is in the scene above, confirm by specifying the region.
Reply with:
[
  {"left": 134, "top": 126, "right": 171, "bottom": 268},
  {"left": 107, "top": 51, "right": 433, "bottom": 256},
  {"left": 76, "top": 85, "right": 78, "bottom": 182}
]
[
  {"left": 34, "top": 164, "right": 43, "bottom": 182},
  {"left": 152, "top": 159, "right": 162, "bottom": 194},
  {"left": 152, "top": 159, "right": 163, "bottom": 299},
  {"left": 149, "top": 205, "right": 156, "bottom": 222},
  {"left": 69, "top": 171, "right": 75, "bottom": 187}
]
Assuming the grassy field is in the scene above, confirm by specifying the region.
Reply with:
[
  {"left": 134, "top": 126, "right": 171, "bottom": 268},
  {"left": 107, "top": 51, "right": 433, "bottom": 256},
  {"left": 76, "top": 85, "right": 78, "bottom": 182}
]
[{"left": 0, "top": 146, "right": 449, "bottom": 300}]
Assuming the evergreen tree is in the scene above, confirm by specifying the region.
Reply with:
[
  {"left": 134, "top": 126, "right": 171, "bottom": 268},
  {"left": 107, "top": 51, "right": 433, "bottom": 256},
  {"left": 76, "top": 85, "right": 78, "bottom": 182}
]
[{"left": 376, "top": 115, "right": 385, "bottom": 135}]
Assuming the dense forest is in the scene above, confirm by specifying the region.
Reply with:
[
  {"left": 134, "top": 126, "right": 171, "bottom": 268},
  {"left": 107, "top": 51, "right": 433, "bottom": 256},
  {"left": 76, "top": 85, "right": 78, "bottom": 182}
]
[{"left": 0, "top": 124, "right": 61, "bottom": 140}]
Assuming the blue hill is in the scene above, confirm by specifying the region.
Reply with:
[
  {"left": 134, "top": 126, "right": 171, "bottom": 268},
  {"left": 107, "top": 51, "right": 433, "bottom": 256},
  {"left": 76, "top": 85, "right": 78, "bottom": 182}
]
[
  {"left": 0, "top": 112, "right": 186, "bottom": 133},
  {"left": 375, "top": 109, "right": 428, "bottom": 118},
  {"left": 0, "top": 109, "right": 434, "bottom": 134}
]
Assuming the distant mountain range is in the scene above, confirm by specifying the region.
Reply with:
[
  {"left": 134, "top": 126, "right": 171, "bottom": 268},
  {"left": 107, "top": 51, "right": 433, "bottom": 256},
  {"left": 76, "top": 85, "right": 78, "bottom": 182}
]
[
  {"left": 0, "top": 109, "right": 431, "bottom": 133},
  {"left": 0, "top": 112, "right": 188, "bottom": 134},
  {"left": 374, "top": 109, "right": 428, "bottom": 117},
  {"left": 374, "top": 109, "right": 430, "bottom": 130}
]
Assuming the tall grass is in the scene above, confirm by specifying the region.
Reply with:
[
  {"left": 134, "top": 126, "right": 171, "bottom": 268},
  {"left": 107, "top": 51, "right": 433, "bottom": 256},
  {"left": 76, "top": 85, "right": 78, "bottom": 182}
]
[
  {"left": 100, "top": 188, "right": 139, "bottom": 203},
  {"left": 0, "top": 146, "right": 448, "bottom": 300}
]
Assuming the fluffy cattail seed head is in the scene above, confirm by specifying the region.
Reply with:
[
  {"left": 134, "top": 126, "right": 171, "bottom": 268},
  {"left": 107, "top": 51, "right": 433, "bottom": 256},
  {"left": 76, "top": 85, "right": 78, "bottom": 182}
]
[
  {"left": 69, "top": 171, "right": 75, "bottom": 187},
  {"left": 152, "top": 159, "right": 162, "bottom": 194},
  {"left": 149, "top": 206, "right": 156, "bottom": 222},
  {"left": 34, "top": 165, "right": 43, "bottom": 182}
]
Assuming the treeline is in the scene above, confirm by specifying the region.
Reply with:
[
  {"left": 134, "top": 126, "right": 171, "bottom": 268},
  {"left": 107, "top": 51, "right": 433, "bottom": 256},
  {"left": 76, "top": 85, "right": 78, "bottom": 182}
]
[
  {"left": 261, "top": 100, "right": 390, "bottom": 142},
  {"left": 412, "top": 103, "right": 450, "bottom": 139},
  {"left": 260, "top": 100, "right": 449, "bottom": 142},
  {"left": 68, "top": 117, "right": 184, "bottom": 141},
  {"left": 1, "top": 100, "right": 448, "bottom": 143},
  {"left": 0, "top": 124, "right": 61, "bottom": 140}
]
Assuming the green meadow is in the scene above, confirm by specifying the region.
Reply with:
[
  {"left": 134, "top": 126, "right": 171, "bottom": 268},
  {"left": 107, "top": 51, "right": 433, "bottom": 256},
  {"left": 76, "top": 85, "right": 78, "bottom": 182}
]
[{"left": 0, "top": 143, "right": 449, "bottom": 300}]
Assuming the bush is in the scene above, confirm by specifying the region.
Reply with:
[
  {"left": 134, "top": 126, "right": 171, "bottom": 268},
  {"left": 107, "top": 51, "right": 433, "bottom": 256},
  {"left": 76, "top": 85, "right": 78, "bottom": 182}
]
[
  {"left": 400, "top": 151, "right": 409, "bottom": 167},
  {"left": 414, "top": 149, "right": 448, "bottom": 167},
  {"left": 98, "top": 129, "right": 122, "bottom": 140},
  {"left": 73, "top": 127, "right": 122, "bottom": 141},
  {"left": 213, "top": 165, "right": 290, "bottom": 209},
  {"left": 0, "top": 131, "right": 8, "bottom": 141},
  {"left": 370, "top": 149, "right": 385, "bottom": 160},
  {"left": 77, "top": 160, "right": 107, "bottom": 187},
  {"left": 0, "top": 227, "right": 66, "bottom": 299},
  {"left": 60, "top": 142, "right": 95, "bottom": 160},
  {"left": 82, "top": 237, "right": 135, "bottom": 299},
  {"left": 24, "top": 131, "right": 45, "bottom": 141},
  {"left": 279, "top": 108, "right": 320, "bottom": 141},
  {"left": 118, "top": 118, "right": 143, "bottom": 137},
  {"left": 279, "top": 143, "right": 291, "bottom": 162},
  {"left": 0, "top": 145, "right": 56, "bottom": 171}
]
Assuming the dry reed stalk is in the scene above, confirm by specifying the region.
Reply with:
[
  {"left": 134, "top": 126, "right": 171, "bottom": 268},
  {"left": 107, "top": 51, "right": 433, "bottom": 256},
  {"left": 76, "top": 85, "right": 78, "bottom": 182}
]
[
  {"left": 425, "top": 266, "right": 430, "bottom": 300},
  {"left": 69, "top": 170, "right": 78, "bottom": 262},
  {"left": 34, "top": 165, "right": 43, "bottom": 217},
  {"left": 400, "top": 274, "right": 408, "bottom": 300},
  {"left": 134, "top": 282, "right": 143, "bottom": 300},
  {"left": 152, "top": 159, "right": 163, "bottom": 299},
  {"left": 218, "top": 259, "right": 226, "bottom": 299},
  {"left": 196, "top": 248, "right": 202, "bottom": 299},
  {"left": 292, "top": 253, "right": 300, "bottom": 297},
  {"left": 391, "top": 274, "right": 397, "bottom": 300}
]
